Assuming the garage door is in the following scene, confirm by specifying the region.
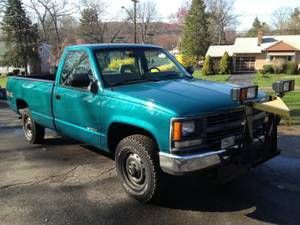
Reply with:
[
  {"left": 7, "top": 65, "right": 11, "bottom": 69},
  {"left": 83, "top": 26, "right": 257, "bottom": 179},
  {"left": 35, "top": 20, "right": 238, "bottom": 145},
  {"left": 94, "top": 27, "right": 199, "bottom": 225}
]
[{"left": 236, "top": 57, "right": 255, "bottom": 72}]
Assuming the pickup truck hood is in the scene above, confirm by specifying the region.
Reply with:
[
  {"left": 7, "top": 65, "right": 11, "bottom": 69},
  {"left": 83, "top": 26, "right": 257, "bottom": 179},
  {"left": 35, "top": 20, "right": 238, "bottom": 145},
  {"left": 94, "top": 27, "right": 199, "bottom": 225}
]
[{"left": 109, "top": 78, "right": 264, "bottom": 116}]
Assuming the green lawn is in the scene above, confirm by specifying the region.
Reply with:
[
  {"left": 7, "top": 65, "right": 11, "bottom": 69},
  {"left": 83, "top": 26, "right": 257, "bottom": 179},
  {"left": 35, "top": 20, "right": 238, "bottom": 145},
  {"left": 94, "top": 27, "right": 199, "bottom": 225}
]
[
  {"left": 254, "top": 74, "right": 300, "bottom": 89},
  {"left": 284, "top": 92, "right": 300, "bottom": 125},
  {"left": 193, "top": 70, "right": 230, "bottom": 82},
  {"left": 0, "top": 77, "right": 7, "bottom": 88},
  {"left": 254, "top": 74, "right": 300, "bottom": 125},
  {"left": 263, "top": 91, "right": 300, "bottom": 125}
]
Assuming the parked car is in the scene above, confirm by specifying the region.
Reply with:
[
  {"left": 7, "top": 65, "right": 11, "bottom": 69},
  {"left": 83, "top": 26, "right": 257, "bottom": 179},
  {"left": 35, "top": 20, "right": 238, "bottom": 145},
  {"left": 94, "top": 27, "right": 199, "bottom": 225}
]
[{"left": 6, "top": 44, "right": 292, "bottom": 202}]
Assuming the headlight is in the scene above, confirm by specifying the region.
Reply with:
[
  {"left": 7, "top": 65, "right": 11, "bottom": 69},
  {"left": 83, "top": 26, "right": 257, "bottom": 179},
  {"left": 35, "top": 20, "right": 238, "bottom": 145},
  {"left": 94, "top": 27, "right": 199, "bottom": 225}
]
[
  {"left": 272, "top": 80, "right": 295, "bottom": 94},
  {"left": 172, "top": 120, "right": 195, "bottom": 141},
  {"left": 182, "top": 121, "right": 195, "bottom": 136},
  {"left": 231, "top": 85, "right": 258, "bottom": 102},
  {"left": 172, "top": 120, "right": 202, "bottom": 149}
]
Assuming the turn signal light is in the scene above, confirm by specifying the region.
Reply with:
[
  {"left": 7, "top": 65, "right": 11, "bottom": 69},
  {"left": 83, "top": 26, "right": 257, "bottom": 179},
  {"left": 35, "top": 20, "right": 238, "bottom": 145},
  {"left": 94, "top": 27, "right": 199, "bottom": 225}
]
[{"left": 173, "top": 121, "right": 182, "bottom": 141}]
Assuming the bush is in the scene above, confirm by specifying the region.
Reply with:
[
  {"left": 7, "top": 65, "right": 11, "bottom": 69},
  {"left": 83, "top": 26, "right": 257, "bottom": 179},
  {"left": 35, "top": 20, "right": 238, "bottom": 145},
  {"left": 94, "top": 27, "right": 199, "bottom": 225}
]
[
  {"left": 257, "top": 69, "right": 265, "bottom": 75},
  {"left": 272, "top": 59, "right": 286, "bottom": 74},
  {"left": 286, "top": 61, "right": 298, "bottom": 74},
  {"left": 176, "top": 54, "right": 197, "bottom": 67},
  {"left": 219, "top": 52, "right": 231, "bottom": 74},
  {"left": 202, "top": 55, "right": 214, "bottom": 76},
  {"left": 263, "top": 64, "right": 273, "bottom": 74}
]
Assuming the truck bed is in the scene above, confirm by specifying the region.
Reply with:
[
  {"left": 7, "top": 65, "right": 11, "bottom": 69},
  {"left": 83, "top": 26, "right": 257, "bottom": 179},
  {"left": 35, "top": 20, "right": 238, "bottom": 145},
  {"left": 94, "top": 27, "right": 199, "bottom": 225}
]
[
  {"left": 11, "top": 74, "right": 56, "bottom": 81},
  {"left": 6, "top": 74, "right": 56, "bottom": 130}
]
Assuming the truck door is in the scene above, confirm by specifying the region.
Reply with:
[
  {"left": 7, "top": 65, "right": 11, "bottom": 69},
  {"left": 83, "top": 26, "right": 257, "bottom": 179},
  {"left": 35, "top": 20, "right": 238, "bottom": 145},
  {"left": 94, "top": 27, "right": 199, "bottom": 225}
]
[{"left": 53, "top": 50, "right": 102, "bottom": 148}]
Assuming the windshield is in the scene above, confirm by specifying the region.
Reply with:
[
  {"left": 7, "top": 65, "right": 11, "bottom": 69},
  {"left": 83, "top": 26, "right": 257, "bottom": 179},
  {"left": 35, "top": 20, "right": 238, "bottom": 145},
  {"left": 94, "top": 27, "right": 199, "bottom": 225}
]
[{"left": 94, "top": 48, "right": 191, "bottom": 86}]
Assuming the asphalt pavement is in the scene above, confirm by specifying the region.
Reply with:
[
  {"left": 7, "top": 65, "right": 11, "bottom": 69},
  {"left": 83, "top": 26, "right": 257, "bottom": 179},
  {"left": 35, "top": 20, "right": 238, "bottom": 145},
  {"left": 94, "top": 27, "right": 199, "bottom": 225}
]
[
  {"left": 229, "top": 74, "right": 255, "bottom": 86},
  {"left": 1, "top": 101, "right": 300, "bottom": 225}
]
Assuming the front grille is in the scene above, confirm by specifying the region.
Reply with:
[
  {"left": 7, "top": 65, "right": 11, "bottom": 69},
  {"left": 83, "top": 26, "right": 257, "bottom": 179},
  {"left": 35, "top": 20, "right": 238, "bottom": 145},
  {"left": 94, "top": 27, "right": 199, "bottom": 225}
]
[
  {"left": 203, "top": 108, "right": 266, "bottom": 149},
  {"left": 172, "top": 108, "right": 266, "bottom": 155},
  {"left": 204, "top": 108, "right": 245, "bottom": 148},
  {"left": 206, "top": 126, "right": 244, "bottom": 148},
  {"left": 206, "top": 108, "right": 245, "bottom": 127}
]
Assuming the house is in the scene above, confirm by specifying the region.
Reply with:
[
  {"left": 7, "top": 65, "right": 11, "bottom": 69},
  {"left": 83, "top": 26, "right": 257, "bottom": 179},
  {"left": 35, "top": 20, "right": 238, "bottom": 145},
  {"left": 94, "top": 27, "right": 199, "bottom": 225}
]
[
  {"left": 206, "top": 33, "right": 300, "bottom": 73},
  {"left": 0, "top": 36, "right": 52, "bottom": 75}
]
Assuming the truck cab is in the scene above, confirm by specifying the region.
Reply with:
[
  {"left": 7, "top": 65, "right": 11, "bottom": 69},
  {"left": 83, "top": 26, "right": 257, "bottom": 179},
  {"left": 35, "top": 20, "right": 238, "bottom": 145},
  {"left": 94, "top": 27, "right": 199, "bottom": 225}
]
[{"left": 6, "top": 44, "right": 294, "bottom": 202}]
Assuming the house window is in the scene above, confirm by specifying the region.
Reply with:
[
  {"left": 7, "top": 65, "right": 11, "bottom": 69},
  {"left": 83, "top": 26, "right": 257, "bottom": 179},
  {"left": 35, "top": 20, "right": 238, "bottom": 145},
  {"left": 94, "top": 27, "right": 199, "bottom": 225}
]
[{"left": 270, "top": 56, "right": 292, "bottom": 61}]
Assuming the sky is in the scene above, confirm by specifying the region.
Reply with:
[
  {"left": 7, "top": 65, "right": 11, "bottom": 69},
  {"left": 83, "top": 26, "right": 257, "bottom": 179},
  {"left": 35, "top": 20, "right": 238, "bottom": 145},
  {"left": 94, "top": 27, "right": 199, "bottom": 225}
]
[
  {"left": 21, "top": 0, "right": 300, "bottom": 31},
  {"left": 106, "top": 0, "right": 300, "bottom": 31}
]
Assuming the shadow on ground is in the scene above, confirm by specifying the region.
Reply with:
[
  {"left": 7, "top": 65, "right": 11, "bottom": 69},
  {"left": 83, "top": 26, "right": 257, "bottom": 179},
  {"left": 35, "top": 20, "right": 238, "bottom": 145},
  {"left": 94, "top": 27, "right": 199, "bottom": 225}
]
[
  {"left": 1, "top": 100, "right": 300, "bottom": 225},
  {"left": 23, "top": 136, "right": 298, "bottom": 225}
]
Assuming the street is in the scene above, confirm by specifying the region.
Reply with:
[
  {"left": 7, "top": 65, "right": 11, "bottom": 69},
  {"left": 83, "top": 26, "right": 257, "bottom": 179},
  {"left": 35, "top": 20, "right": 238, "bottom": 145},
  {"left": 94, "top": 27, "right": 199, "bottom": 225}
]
[{"left": 1, "top": 101, "right": 300, "bottom": 225}]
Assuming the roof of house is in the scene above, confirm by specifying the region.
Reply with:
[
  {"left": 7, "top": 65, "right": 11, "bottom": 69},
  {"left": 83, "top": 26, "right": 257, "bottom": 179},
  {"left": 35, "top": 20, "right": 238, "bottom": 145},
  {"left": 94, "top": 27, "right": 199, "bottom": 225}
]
[
  {"left": 207, "top": 35, "right": 300, "bottom": 57},
  {"left": 266, "top": 40, "right": 298, "bottom": 52},
  {"left": 206, "top": 45, "right": 235, "bottom": 57}
]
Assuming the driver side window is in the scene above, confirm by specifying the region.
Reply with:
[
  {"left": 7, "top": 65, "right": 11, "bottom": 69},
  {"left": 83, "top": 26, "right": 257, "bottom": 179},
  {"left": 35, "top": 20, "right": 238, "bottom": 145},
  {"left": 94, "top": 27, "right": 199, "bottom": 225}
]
[{"left": 60, "top": 51, "right": 92, "bottom": 90}]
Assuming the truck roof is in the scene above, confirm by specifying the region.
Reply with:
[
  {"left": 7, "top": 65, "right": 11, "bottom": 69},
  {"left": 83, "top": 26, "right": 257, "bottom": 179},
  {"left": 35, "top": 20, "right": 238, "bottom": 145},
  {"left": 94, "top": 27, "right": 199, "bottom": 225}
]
[{"left": 65, "top": 43, "right": 163, "bottom": 51}]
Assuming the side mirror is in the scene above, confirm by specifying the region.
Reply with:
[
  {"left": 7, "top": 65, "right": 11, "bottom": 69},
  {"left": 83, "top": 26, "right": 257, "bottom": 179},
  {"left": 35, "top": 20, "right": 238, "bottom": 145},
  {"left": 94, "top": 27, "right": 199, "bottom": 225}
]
[
  {"left": 90, "top": 79, "right": 99, "bottom": 94},
  {"left": 185, "top": 66, "right": 195, "bottom": 75}
]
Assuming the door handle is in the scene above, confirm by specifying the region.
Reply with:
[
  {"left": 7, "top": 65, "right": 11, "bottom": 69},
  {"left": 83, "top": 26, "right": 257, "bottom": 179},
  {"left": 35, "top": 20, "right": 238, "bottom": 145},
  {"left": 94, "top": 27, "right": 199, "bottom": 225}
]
[{"left": 55, "top": 95, "right": 61, "bottom": 100}]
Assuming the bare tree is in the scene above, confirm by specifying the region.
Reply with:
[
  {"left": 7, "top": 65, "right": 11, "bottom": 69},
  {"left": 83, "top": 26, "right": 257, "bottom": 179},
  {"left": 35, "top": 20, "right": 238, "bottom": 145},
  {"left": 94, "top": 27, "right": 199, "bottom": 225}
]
[
  {"left": 124, "top": 0, "right": 160, "bottom": 43},
  {"left": 26, "top": 0, "right": 50, "bottom": 42},
  {"left": 286, "top": 7, "right": 300, "bottom": 34},
  {"left": 169, "top": 1, "right": 190, "bottom": 26},
  {"left": 78, "top": 0, "right": 126, "bottom": 44},
  {"left": 206, "top": 0, "right": 238, "bottom": 45},
  {"left": 0, "top": 1, "right": 8, "bottom": 14},
  {"left": 78, "top": 1, "right": 107, "bottom": 43},
  {"left": 271, "top": 7, "right": 293, "bottom": 33},
  {"left": 25, "top": 0, "right": 74, "bottom": 63},
  {"left": 137, "top": 1, "right": 159, "bottom": 43}
]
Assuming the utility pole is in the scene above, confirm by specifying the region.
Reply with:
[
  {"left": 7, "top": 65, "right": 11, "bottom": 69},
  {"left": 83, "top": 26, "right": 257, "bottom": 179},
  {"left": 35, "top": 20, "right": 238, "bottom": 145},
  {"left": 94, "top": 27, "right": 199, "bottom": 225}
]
[
  {"left": 132, "top": 0, "right": 139, "bottom": 43},
  {"left": 122, "top": 0, "right": 139, "bottom": 43}
]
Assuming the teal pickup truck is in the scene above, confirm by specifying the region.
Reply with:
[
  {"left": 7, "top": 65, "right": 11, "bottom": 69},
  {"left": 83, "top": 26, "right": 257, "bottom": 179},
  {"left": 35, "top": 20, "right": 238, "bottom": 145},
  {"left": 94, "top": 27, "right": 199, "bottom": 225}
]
[{"left": 6, "top": 44, "right": 290, "bottom": 202}]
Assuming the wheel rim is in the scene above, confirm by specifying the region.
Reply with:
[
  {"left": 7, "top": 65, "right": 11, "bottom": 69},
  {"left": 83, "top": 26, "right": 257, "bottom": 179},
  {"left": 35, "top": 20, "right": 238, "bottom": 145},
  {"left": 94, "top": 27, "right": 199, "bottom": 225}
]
[
  {"left": 23, "top": 114, "right": 33, "bottom": 140},
  {"left": 121, "top": 151, "right": 146, "bottom": 191}
]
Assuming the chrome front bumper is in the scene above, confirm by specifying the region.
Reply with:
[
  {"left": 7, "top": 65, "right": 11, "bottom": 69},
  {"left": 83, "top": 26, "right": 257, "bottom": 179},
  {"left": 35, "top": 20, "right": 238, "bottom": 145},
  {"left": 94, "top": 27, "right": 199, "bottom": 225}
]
[
  {"left": 159, "top": 136, "right": 274, "bottom": 175},
  {"left": 159, "top": 150, "right": 226, "bottom": 175}
]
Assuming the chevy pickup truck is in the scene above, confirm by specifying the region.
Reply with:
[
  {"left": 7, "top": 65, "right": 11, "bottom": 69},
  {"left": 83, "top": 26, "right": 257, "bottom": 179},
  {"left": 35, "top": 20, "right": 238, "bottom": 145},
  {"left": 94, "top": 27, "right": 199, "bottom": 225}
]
[{"left": 6, "top": 44, "right": 294, "bottom": 202}]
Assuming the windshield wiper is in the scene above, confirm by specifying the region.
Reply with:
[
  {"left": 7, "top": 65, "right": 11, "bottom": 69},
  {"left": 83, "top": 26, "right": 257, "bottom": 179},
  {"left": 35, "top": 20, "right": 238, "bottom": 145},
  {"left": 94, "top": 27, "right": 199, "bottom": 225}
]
[
  {"left": 146, "top": 73, "right": 191, "bottom": 82},
  {"left": 110, "top": 79, "right": 147, "bottom": 87}
]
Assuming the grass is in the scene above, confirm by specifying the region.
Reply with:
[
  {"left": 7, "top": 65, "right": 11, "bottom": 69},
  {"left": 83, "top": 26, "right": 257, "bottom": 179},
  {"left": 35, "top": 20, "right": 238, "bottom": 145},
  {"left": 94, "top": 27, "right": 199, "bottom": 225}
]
[
  {"left": 254, "top": 74, "right": 300, "bottom": 88},
  {"left": 193, "top": 70, "right": 230, "bottom": 82},
  {"left": 263, "top": 91, "right": 300, "bottom": 126},
  {"left": 0, "top": 77, "right": 7, "bottom": 88},
  {"left": 284, "top": 92, "right": 300, "bottom": 125},
  {"left": 254, "top": 74, "right": 300, "bottom": 125}
]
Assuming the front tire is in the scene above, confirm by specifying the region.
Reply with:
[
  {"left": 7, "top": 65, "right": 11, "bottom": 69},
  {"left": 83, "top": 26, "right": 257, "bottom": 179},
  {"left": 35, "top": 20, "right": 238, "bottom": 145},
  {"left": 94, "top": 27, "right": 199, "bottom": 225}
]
[
  {"left": 21, "top": 108, "right": 45, "bottom": 144},
  {"left": 115, "top": 135, "right": 163, "bottom": 203}
]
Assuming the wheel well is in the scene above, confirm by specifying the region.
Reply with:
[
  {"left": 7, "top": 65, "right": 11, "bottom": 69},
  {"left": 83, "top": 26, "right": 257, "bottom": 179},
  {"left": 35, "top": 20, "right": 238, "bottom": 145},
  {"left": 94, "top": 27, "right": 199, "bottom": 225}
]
[
  {"left": 108, "top": 123, "right": 159, "bottom": 154},
  {"left": 16, "top": 99, "right": 28, "bottom": 113}
]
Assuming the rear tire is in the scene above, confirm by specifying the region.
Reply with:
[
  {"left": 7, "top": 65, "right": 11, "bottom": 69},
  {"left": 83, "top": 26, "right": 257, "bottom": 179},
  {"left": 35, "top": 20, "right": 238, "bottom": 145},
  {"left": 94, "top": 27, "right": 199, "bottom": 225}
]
[
  {"left": 115, "top": 134, "right": 164, "bottom": 203},
  {"left": 21, "top": 108, "right": 45, "bottom": 144}
]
